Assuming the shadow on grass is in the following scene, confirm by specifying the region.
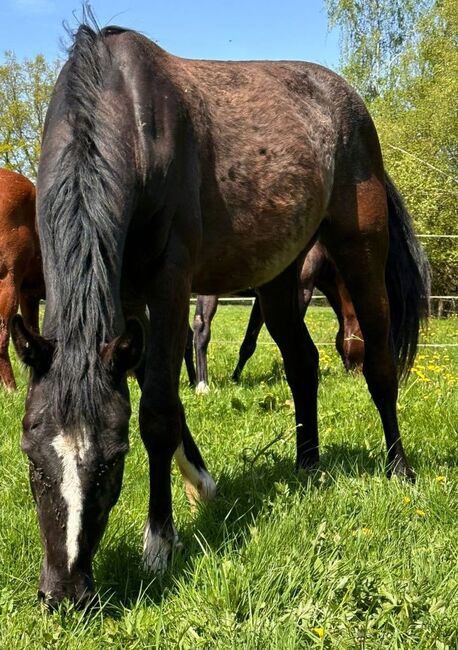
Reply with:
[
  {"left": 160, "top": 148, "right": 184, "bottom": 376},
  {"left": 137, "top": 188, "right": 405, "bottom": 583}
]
[
  {"left": 93, "top": 441, "right": 394, "bottom": 613},
  {"left": 202, "top": 359, "right": 343, "bottom": 390}
]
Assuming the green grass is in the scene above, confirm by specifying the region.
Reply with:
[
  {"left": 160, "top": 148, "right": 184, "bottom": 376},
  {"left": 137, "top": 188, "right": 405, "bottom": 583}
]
[{"left": 0, "top": 306, "right": 457, "bottom": 649}]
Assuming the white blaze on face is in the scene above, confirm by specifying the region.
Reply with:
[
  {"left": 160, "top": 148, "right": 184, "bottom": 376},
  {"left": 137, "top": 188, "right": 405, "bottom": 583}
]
[{"left": 51, "top": 428, "right": 91, "bottom": 572}]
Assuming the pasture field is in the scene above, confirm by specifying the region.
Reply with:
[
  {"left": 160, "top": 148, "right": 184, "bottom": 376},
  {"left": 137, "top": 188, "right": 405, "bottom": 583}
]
[{"left": 0, "top": 306, "right": 457, "bottom": 649}]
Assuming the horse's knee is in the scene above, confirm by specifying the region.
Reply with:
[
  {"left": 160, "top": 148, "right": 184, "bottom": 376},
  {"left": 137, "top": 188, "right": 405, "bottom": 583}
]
[{"left": 139, "top": 399, "right": 182, "bottom": 454}]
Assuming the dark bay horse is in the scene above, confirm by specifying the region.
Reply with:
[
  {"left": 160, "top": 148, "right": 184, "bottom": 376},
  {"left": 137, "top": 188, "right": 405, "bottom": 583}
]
[
  {"left": 11, "top": 22, "right": 429, "bottom": 607},
  {"left": 189, "top": 241, "right": 364, "bottom": 393},
  {"left": 0, "top": 168, "right": 44, "bottom": 390}
]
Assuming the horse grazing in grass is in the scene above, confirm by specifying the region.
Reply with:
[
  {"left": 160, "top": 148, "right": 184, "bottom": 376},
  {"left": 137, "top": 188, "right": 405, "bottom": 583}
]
[
  {"left": 189, "top": 241, "right": 364, "bottom": 393},
  {"left": 0, "top": 168, "right": 44, "bottom": 390},
  {"left": 12, "top": 21, "right": 429, "bottom": 608}
]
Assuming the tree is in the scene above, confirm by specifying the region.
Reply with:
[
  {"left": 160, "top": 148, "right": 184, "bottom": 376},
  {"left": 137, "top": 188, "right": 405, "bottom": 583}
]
[
  {"left": 325, "top": 0, "right": 458, "bottom": 300},
  {"left": 372, "top": 0, "right": 458, "bottom": 297},
  {"left": 324, "top": 0, "right": 433, "bottom": 101},
  {"left": 0, "top": 53, "right": 59, "bottom": 179}
]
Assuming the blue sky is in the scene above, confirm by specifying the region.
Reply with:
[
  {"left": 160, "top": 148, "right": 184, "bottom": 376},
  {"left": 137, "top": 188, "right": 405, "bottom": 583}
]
[{"left": 1, "top": 0, "right": 340, "bottom": 67}]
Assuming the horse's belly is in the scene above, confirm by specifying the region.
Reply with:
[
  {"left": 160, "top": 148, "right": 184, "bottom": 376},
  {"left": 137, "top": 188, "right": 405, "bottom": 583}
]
[
  {"left": 192, "top": 211, "right": 322, "bottom": 295},
  {"left": 193, "top": 117, "right": 334, "bottom": 294}
]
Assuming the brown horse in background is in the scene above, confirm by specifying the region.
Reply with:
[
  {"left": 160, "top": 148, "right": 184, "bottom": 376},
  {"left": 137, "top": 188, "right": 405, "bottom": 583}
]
[
  {"left": 0, "top": 168, "right": 44, "bottom": 390},
  {"left": 189, "top": 241, "right": 364, "bottom": 392}
]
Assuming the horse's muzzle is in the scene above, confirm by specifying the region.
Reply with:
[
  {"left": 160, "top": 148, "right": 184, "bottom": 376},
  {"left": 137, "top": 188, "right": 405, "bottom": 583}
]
[{"left": 38, "top": 572, "right": 95, "bottom": 611}]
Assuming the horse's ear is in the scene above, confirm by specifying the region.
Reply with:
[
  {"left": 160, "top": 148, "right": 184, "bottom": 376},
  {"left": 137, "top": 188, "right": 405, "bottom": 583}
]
[
  {"left": 11, "top": 315, "right": 54, "bottom": 374},
  {"left": 102, "top": 318, "right": 144, "bottom": 377}
]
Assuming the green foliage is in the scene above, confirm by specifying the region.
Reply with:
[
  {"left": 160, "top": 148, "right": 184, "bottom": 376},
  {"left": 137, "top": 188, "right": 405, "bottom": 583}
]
[
  {"left": 0, "top": 53, "right": 59, "bottom": 179},
  {"left": 372, "top": 0, "right": 458, "bottom": 297},
  {"left": 0, "top": 305, "right": 457, "bottom": 647},
  {"left": 324, "top": 0, "right": 433, "bottom": 101},
  {"left": 325, "top": 0, "right": 458, "bottom": 298}
]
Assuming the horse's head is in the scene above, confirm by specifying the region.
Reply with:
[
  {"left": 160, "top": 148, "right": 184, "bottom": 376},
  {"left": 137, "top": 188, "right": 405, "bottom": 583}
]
[{"left": 11, "top": 316, "right": 143, "bottom": 609}]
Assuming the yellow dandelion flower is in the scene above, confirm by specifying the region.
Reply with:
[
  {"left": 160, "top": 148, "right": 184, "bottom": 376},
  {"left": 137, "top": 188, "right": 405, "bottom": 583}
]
[
  {"left": 403, "top": 496, "right": 411, "bottom": 505},
  {"left": 312, "top": 627, "right": 325, "bottom": 639},
  {"left": 415, "top": 509, "right": 426, "bottom": 517},
  {"left": 361, "top": 527, "right": 373, "bottom": 536},
  {"left": 435, "top": 475, "right": 446, "bottom": 483}
]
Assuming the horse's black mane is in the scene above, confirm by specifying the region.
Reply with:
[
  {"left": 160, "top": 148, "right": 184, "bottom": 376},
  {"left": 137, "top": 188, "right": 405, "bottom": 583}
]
[{"left": 40, "top": 15, "right": 127, "bottom": 427}]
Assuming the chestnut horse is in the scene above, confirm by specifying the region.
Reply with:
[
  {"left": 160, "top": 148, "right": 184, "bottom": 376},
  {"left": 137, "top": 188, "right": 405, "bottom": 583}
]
[
  {"left": 0, "top": 168, "right": 44, "bottom": 390},
  {"left": 189, "top": 241, "right": 364, "bottom": 393},
  {"left": 12, "top": 22, "right": 429, "bottom": 607}
]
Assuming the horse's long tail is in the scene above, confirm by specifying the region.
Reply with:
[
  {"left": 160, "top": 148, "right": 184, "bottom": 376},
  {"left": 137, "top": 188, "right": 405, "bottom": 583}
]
[{"left": 384, "top": 173, "right": 431, "bottom": 379}]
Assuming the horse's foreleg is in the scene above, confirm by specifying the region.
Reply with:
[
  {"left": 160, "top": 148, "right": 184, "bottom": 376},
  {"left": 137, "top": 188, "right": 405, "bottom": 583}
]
[
  {"left": 192, "top": 295, "right": 218, "bottom": 393},
  {"left": 140, "top": 269, "right": 214, "bottom": 572},
  {"left": 232, "top": 297, "right": 264, "bottom": 382},
  {"left": 257, "top": 264, "right": 320, "bottom": 469},
  {"left": 0, "top": 277, "right": 19, "bottom": 391}
]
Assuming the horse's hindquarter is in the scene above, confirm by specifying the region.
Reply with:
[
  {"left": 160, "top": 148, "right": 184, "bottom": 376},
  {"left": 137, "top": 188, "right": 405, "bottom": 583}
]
[
  {"left": 0, "top": 170, "right": 36, "bottom": 276},
  {"left": 183, "top": 61, "right": 338, "bottom": 294}
]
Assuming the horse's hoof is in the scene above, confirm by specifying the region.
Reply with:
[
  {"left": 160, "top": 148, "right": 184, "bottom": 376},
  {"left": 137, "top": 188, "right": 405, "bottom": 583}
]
[
  {"left": 184, "top": 472, "right": 217, "bottom": 510},
  {"left": 296, "top": 453, "right": 320, "bottom": 472},
  {"left": 387, "top": 458, "right": 416, "bottom": 484},
  {"left": 174, "top": 443, "right": 217, "bottom": 510},
  {"left": 195, "top": 381, "right": 210, "bottom": 395},
  {"left": 142, "top": 523, "right": 182, "bottom": 574}
]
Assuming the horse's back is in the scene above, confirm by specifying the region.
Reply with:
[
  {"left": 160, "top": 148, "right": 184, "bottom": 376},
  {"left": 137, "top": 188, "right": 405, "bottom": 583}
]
[{"left": 45, "top": 27, "right": 385, "bottom": 296}]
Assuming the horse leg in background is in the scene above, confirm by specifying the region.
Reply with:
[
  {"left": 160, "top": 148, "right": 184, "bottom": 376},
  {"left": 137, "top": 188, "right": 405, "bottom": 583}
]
[
  {"left": 19, "top": 293, "right": 40, "bottom": 334},
  {"left": 139, "top": 267, "right": 215, "bottom": 571},
  {"left": 0, "top": 275, "right": 19, "bottom": 391},
  {"left": 334, "top": 275, "right": 364, "bottom": 370},
  {"left": 298, "top": 241, "right": 325, "bottom": 319},
  {"left": 231, "top": 297, "right": 264, "bottom": 382},
  {"left": 314, "top": 262, "right": 364, "bottom": 371},
  {"left": 232, "top": 247, "right": 319, "bottom": 384},
  {"left": 192, "top": 294, "right": 218, "bottom": 393},
  {"left": 257, "top": 263, "right": 320, "bottom": 469},
  {"left": 322, "top": 178, "right": 415, "bottom": 481},
  {"left": 184, "top": 325, "right": 197, "bottom": 387}
]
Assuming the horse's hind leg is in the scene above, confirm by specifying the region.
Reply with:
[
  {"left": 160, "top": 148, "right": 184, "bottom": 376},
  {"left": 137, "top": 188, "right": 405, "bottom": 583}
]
[
  {"left": 257, "top": 263, "right": 320, "bottom": 469},
  {"left": 232, "top": 297, "right": 264, "bottom": 382},
  {"left": 193, "top": 295, "right": 218, "bottom": 393},
  {"left": 336, "top": 279, "right": 364, "bottom": 371},
  {"left": 19, "top": 293, "right": 40, "bottom": 334},
  {"left": 316, "top": 268, "right": 364, "bottom": 371},
  {"left": 0, "top": 275, "right": 19, "bottom": 391},
  {"left": 184, "top": 326, "right": 197, "bottom": 386},
  {"left": 322, "top": 179, "right": 414, "bottom": 480}
]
